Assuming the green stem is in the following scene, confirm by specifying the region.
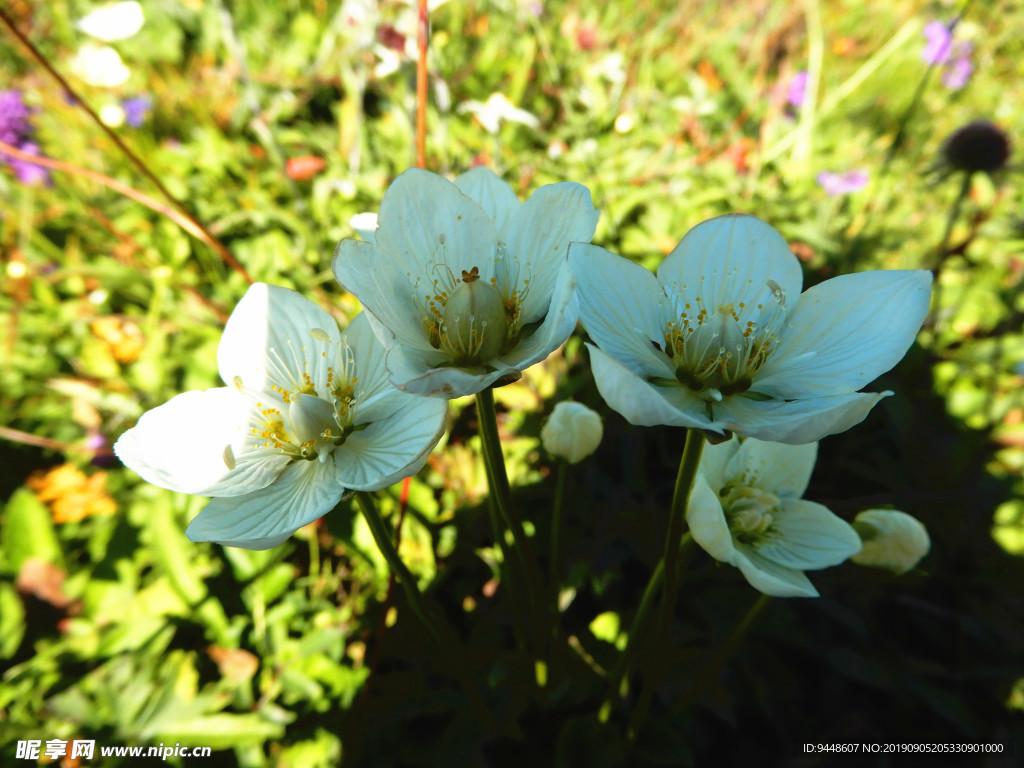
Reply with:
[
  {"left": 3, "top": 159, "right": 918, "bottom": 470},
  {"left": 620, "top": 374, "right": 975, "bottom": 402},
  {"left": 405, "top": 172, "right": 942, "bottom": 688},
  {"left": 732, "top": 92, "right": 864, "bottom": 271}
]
[
  {"left": 935, "top": 172, "right": 972, "bottom": 267},
  {"left": 476, "top": 387, "right": 546, "bottom": 684},
  {"left": 355, "top": 492, "right": 439, "bottom": 643},
  {"left": 476, "top": 398, "right": 525, "bottom": 650},
  {"left": 549, "top": 459, "right": 568, "bottom": 645},
  {"left": 486, "top": 491, "right": 529, "bottom": 653},
  {"left": 355, "top": 492, "right": 494, "bottom": 728},
  {"left": 672, "top": 593, "right": 773, "bottom": 714},
  {"left": 927, "top": 171, "right": 972, "bottom": 332},
  {"left": 660, "top": 430, "right": 706, "bottom": 626},
  {"left": 626, "top": 430, "right": 705, "bottom": 739},
  {"left": 597, "top": 556, "right": 665, "bottom": 723}
]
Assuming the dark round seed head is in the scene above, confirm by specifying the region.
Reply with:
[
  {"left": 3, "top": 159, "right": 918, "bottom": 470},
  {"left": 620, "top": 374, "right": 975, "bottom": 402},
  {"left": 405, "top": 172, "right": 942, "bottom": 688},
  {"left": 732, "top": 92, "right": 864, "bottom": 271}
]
[{"left": 940, "top": 120, "right": 1011, "bottom": 174}]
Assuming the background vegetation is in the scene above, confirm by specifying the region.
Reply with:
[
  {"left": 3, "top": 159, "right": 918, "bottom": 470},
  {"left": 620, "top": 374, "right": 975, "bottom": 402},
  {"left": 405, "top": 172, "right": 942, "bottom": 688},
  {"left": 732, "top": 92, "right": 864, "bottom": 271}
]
[{"left": 2, "top": 0, "right": 1023, "bottom": 764}]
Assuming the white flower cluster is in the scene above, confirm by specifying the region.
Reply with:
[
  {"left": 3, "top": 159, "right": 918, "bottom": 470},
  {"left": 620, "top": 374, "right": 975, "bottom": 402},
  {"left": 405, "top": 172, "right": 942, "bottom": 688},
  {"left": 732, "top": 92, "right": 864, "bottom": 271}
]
[{"left": 117, "top": 167, "right": 932, "bottom": 590}]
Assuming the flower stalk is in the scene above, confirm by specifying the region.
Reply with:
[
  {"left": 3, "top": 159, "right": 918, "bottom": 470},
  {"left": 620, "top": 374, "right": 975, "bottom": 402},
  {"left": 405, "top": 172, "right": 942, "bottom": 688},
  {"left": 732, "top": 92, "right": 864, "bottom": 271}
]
[
  {"left": 355, "top": 491, "right": 440, "bottom": 644},
  {"left": 548, "top": 458, "right": 568, "bottom": 644},
  {"left": 671, "top": 593, "right": 773, "bottom": 715},
  {"left": 355, "top": 491, "right": 493, "bottom": 728},
  {"left": 624, "top": 431, "right": 704, "bottom": 738},
  {"left": 476, "top": 386, "right": 547, "bottom": 684}
]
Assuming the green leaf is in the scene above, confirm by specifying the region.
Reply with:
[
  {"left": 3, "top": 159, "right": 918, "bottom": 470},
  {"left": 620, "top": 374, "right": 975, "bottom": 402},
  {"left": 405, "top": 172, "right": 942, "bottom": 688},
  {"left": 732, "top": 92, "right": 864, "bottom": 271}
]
[
  {"left": 151, "top": 713, "right": 285, "bottom": 749},
  {"left": 0, "top": 582, "right": 25, "bottom": 657},
  {"left": 0, "top": 488, "right": 63, "bottom": 574}
]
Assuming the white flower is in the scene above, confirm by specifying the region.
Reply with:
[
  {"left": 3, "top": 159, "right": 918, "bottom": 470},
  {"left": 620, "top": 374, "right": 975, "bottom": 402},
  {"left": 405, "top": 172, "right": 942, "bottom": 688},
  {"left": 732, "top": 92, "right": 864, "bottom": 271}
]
[
  {"left": 851, "top": 509, "right": 930, "bottom": 574},
  {"left": 333, "top": 167, "right": 599, "bottom": 398},
  {"left": 458, "top": 93, "right": 540, "bottom": 135},
  {"left": 114, "top": 284, "right": 447, "bottom": 549},
  {"left": 70, "top": 44, "right": 131, "bottom": 88},
  {"left": 687, "top": 437, "right": 862, "bottom": 597},
  {"left": 541, "top": 401, "right": 603, "bottom": 464},
  {"left": 76, "top": 1, "right": 144, "bottom": 42},
  {"left": 571, "top": 215, "right": 932, "bottom": 444},
  {"left": 99, "top": 103, "right": 125, "bottom": 127}
]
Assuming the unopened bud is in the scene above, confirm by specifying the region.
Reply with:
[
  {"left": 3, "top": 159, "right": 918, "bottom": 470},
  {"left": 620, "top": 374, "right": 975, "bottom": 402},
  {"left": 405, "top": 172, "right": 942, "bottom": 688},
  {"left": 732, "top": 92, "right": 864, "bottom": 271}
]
[
  {"left": 851, "top": 509, "right": 930, "bottom": 575},
  {"left": 541, "top": 401, "right": 603, "bottom": 464}
]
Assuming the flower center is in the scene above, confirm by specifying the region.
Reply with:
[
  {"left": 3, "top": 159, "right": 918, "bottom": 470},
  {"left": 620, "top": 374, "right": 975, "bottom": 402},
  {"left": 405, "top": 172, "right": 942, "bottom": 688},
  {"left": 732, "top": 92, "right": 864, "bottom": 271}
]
[
  {"left": 662, "top": 280, "right": 788, "bottom": 404},
  {"left": 721, "top": 485, "right": 780, "bottom": 545},
  {"left": 422, "top": 264, "right": 517, "bottom": 365},
  {"left": 245, "top": 336, "right": 362, "bottom": 464}
]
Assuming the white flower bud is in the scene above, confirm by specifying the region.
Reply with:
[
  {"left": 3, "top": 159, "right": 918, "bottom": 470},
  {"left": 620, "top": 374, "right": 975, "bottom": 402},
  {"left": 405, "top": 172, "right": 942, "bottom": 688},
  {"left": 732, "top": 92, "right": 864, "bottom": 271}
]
[
  {"left": 851, "top": 509, "right": 930, "bottom": 575},
  {"left": 541, "top": 401, "right": 603, "bottom": 464}
]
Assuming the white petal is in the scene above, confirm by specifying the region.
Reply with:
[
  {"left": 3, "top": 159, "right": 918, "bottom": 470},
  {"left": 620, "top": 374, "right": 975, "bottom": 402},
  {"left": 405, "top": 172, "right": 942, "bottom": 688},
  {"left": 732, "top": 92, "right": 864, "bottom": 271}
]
[
  {"left": 384, "top": 344, "right": 515, "bottom": 397},
  {"left": 686, "top": 474, "right": 737, "bottom": 563},
  {"left": 696, "top": 437, "right": 741, "bottom": 492},
  {"left": 114, "top": 389, "right": 289, "bottom": 497},
  {"left": 715, "top": 390, "right": 890, "bottom": 444},
  {"left": 729, "top": 438, "right": 818, "bottom": 498},
  {"left": 497, "top": 256, "right": 577, "bottom": 371},
  {"left": 587, "top": 345, "right": 721, "bottom": 431},
  {"left": 336, "top": 395, "right": 447, "bottom": 490},
  {"left": 572, "top": 244, "right": 674, "bottom": 379},
  {"left": 340, "top": 312, "right": 393, "bottom": 403},
  {"left": 506, "top": 182, "right": 599, "bottom": 322},
  {"left": 373, "top": 168, "right": 500, "bottom": 283},
  {"left": 754, "top": 270, "right": 932, "bottom": 398},
  {"left": 657, "top": 215, "right": 803, "bottom": 314},
  {"left": 755, "top": 499, "right": 862, "bottom": 570},
  {"left": 454, "top": 166, "right": 520, "bottom": 236},
  {"left": 218, "top": 283, "right": 338, "bottom": 395},
  {"left": 186, "top": 460, "right": 346, "bottom": 550},
  {"left": 333, "top": 240, "right": 433, "bottom": 352},
  {"left": 350, "top": 212, "right": 378, "bottom": 243},
  {"left": 734, "top": 546, "right": 820, "bottom": 597}
]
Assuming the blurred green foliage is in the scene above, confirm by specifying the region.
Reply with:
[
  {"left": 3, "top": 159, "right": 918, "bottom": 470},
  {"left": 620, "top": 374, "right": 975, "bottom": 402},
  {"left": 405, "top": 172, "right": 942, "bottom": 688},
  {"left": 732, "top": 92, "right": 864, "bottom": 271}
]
[{"left": 2, "top": 0, "right": 1024, "bottom": 764}]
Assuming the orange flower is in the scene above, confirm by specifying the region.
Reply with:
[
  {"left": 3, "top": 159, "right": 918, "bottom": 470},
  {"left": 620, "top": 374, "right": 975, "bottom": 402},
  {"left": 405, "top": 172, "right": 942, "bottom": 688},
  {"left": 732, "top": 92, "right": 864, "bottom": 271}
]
[
  {"left": 90, "top": 316, "right": 145, "bottom": 363},
  {"left": 26, "top": 463, "right": 116, "bottom": 523},
  {"left": 286, "top": 155, "right": 327, "bottom": 181}
]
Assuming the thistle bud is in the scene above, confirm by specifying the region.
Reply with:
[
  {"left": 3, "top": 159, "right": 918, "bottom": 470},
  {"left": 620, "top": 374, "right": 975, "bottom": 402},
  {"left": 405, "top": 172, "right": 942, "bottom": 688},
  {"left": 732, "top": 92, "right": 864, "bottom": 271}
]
[
  {"left": 851, "top": 509, "right": 930, "bottom": 575},
  {"left": 541, "top": 401, "right": 603, "bottom": 464}
]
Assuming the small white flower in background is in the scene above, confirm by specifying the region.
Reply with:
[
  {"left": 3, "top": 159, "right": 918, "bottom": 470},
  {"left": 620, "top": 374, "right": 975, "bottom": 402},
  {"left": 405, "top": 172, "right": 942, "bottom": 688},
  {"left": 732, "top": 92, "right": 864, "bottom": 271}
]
[
  {"left": 687, "top": 437, "right": 862, "bottom": 597},
  {"left": 99, "top": 103, "right": 125, "bottom": 128},
  {"left": 571, "top": 215, "right": 932, "bottom": 444},
  {"left": 70, "top": 44, "right": 130, "bottom": 88},
  {"left": 114, "top": 284, "right": 447, "bottom": 549},
  {"left": 458, "top": 93, "right": 540, "bottom": 135},
  {"left": 333, "top": 166, "right": 599, "bottom": 398},
  {"left": 541, "top": 401, "right": 603, "bottom": 464},
  {"left": 851, "top": 509, "right": 930, "bottom": 574},
  {"left": 76, "top": 1, "right": 144, "bottom": 42},
  {"left": 590, "top": 52, "right": 626, "bottom": 84}
]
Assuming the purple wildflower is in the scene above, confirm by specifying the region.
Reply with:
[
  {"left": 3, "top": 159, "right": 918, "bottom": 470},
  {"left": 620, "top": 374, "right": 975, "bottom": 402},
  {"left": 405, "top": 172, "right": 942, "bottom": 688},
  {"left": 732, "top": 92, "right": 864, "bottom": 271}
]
[
  {"left": 922, "top": 21, "right": 953, "bottom": 65},
  {"left": 787, "top": 70, "right": 809, "bottom": 108},
  {"left": 942, "top": 42, "right": 973, "bottom": 90},
  {"left": 9, "top": 142, "right": 51, "bottom": 186},
  {"left": 0, "top": 90, "right": 31, "bottom": 145},
  {"left": 922, "top": 20, "right": 974, "bottom": 90},
  {"left": 817, "top": 169, "right": 868, "bottom": 197},
  {"left": 0, "top": 89, "right": 50, "bottom": 186},
  {"left": 121, "top": 95, "right": 152, "bottom": 127}
]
